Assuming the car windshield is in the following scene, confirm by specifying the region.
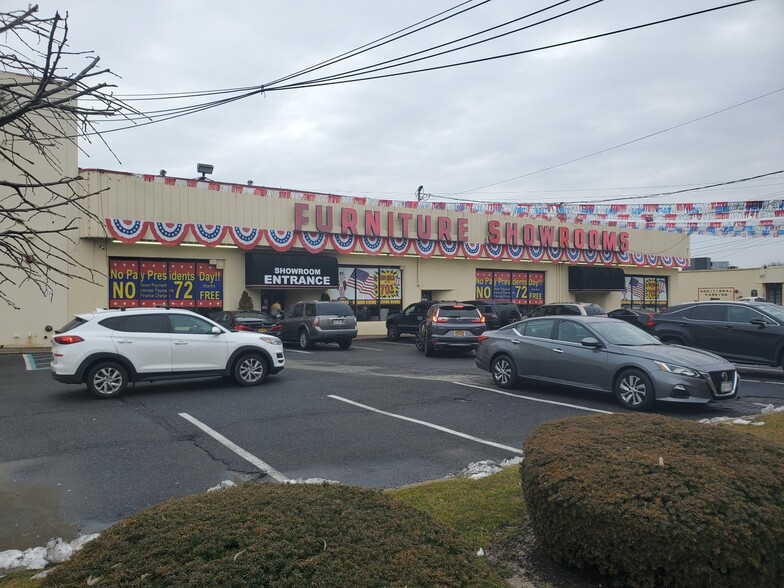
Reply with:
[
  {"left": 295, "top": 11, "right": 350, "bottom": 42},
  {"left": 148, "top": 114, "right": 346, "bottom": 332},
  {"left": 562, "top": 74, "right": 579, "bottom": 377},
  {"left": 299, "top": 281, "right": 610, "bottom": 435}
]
[
  {"left": 760, "top": 304, "right": 784, "bottom": 322},
  {"left": 590, "top": 321, "right": 660, "bottom": 346},
  {"left": 438, "top": 306, "right": 479, "bottom": 318},
  {"left": 317, "top": 303, "right": 352, "bottom": 315}
]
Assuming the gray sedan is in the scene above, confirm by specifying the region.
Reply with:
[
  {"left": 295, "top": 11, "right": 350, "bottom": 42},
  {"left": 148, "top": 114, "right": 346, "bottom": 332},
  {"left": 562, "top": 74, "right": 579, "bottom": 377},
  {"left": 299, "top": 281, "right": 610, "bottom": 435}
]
[{"left": 475, "top": 316, "right": 739, "bottom": 410}]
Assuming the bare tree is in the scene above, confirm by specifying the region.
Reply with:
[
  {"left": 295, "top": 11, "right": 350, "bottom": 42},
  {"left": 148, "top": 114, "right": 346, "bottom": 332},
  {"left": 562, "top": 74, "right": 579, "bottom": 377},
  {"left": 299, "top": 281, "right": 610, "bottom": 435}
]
[{"left": 0, "top": 5, "right": 138, "bottom": 309}]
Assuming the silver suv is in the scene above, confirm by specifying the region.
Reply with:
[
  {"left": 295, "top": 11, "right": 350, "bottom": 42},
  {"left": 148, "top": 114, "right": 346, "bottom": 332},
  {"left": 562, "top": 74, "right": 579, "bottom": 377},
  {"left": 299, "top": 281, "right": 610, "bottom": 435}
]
[
  {"left": 526, "top": 302, "right": 606, "bottom": 318},
  {"left": 278, "top": 301, "right": 358, "bottom": 350},
  {"left": 50, "top": 308, "right": 285, "bottom": 398}
]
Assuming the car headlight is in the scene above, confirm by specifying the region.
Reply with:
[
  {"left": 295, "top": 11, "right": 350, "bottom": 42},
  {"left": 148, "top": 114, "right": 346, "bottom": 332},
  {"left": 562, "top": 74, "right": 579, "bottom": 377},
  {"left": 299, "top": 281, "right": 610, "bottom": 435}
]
[
  {"left": 259, "top": 335, "right": 282, "bottom": 346},
  {"left": 654, "top": 361, "right": 700, "bottom": 378}
]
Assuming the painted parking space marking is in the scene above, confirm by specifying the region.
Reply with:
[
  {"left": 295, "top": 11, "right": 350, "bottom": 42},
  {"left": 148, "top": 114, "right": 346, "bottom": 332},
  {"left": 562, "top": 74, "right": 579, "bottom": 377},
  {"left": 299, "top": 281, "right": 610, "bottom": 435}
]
[
  {"left": 179, "top": 412, "right": 288, "bottom": 482},
  {"left": 328, "top": 395, "right": 523, "bottom": 455},
  {"left": 454, "top": 382, "right": 615, "bottom": 414},
  {"left": 350, "top": 345, "right": 384, "bottom": 352},
  {"left": 22, "top": 353, "right": 52, "bottom": 371}
]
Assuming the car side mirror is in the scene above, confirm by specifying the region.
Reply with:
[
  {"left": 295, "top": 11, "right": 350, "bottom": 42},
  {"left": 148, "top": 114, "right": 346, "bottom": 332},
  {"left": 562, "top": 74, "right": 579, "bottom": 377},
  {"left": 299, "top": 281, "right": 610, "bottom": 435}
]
[
  {"left": 750, "top": 318, "right": 767, "bottom": 327},
  {"left": 580, "top": 337, "right": 601, "bottom": 348},
  {"left": 211, "top": 326, "right": 222, "bottom": 335}
]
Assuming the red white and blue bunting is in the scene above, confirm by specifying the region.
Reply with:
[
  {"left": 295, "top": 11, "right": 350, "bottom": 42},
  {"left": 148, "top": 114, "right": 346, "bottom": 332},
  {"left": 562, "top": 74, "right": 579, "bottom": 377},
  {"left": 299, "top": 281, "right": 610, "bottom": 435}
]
[
  {"left": 150, "top": 222, "right": 189, "bottom": 245},
  {"left": 104, "top": 218, "right": 688, "bottom": 269},
  {"left": 134, "top": 173, "right": 784, "bottom": 237}
]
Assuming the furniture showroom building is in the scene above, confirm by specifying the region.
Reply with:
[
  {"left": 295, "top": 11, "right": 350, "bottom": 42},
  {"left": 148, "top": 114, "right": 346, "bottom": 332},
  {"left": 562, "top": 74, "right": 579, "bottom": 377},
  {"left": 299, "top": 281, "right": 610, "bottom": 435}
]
[{"left": 3, "top": 165, "right": 693, "bottom": 349}]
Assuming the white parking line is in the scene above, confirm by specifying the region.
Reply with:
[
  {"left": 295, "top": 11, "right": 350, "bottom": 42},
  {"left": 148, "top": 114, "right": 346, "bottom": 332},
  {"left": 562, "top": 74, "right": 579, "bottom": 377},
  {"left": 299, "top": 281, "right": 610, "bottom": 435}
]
[
  {"left": 285, "top": 349, "right": 312, "bottom": 354},
  {"left": 328, "top": 395, "right": 523, "bottom": 455},
  {"left": 454, "top": 382, "right": 615, "bottom": 414},
  {"left": 178, "top": 413, "right": 288, "bottom": 482},
  {"left": 351, "top": 345, "right": 383, "bottom": 352}
]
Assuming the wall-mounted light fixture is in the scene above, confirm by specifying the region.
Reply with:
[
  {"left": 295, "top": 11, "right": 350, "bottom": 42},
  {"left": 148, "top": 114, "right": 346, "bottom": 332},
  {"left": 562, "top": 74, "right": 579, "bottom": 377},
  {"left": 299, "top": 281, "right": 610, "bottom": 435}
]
[{"left": 197, "top": 163, "right": 214, "bottom": 180}]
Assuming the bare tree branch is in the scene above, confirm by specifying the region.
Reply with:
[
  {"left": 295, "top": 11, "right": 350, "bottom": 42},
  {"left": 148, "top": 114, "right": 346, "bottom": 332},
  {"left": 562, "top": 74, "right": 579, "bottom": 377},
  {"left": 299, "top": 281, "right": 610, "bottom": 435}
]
[{"left": 0, "top": 5, "right": 139, "bottom": 309}]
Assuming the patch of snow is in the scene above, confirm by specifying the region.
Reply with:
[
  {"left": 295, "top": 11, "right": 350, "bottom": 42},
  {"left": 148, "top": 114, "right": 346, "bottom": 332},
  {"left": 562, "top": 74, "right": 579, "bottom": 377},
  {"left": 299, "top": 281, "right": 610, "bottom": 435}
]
[
  {"left": 761, "top": 404, "right": 784, "bottom": 414},
  {"left": 476, "top": 547, "right": 485, "bottom": 556},
  {"left": 699, "top": 416, "right": 764, "bottom": 426},
  {"left": 285, "top": 478, "right": 340, "bottom": 485},
  {"left": 458, "top": 456, "right": 524, "bottom": 480},
  {"left": 207, "top": 479, "right": 237, "bottom": 492},
  {"left": 0, "top": 534, "right": 99, "bottom": 574}
]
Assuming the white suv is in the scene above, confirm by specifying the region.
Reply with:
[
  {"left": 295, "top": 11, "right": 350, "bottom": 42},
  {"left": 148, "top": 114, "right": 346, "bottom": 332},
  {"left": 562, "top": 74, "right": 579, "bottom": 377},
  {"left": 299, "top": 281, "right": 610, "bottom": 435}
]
[{"left": 50, "top": 308, "right": 285, "bottom": 398}]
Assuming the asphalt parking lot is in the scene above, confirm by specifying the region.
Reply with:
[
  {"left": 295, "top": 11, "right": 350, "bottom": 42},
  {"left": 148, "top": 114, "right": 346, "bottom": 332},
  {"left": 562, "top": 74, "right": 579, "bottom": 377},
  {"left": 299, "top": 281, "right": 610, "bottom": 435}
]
[{"left": 2, "top": 339, "right": 783, "bottom": 551}]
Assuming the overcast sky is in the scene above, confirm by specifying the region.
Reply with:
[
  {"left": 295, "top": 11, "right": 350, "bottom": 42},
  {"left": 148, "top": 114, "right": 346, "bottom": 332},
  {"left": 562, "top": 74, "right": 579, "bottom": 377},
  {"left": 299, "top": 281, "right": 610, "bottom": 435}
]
[{"left": 16, "top": 0, "right": 784, "bottom": 267}]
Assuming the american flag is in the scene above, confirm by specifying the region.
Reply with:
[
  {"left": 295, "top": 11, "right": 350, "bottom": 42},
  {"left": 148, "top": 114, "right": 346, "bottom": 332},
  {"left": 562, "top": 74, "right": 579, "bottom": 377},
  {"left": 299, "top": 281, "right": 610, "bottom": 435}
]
[
  {"left": 628, "top": 277, "right": 645, "bottom": 300},
  {"left": 348, "top": 268, "right": 377, "bottom": 297}
]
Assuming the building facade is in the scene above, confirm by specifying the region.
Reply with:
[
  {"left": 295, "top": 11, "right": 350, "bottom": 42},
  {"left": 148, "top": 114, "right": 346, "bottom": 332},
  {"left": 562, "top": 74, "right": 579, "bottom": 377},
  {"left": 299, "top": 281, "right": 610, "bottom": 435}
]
[{"left": 2, "top": 166, "right": 695, "bottom": 348}]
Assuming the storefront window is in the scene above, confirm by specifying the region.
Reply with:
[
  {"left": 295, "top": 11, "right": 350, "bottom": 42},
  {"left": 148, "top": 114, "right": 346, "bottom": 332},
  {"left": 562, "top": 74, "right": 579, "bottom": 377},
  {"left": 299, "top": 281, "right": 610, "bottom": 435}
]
[
  {"left": 475, "top": 270, "right": 545, "bottom": 314},
  {"left": 622, "top": 275, "right": 668, "bottom": 311},
  {"left": 326, "top": 265, "right": 403, "bottom": 322}
]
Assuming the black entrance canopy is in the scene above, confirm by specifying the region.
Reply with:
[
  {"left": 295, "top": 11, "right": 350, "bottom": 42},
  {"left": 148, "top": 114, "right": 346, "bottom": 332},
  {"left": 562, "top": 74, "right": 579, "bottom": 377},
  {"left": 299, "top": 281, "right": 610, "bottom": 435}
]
[
  {"left": 568, "top": 266, "right": 626, "bottom": 291},
  {"left": 245, "top": 253, "right": 339, "bottom": 288}
]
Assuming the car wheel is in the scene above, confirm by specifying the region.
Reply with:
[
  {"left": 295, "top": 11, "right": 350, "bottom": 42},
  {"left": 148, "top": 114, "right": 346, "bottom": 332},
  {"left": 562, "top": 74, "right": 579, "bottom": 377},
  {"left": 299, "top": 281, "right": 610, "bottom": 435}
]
[
  {"left": 299, "top": 329, "right": 313, "bottom": 350},
  {"left": 415, "top": 331, "right": 424, "bottom": 352},
  {"left": 86, "top": 361, "right": 128, "bottom": 399},
  {"left": 338, "top": 339, "right": 352, "bottom": 350},
  {"left": 491, "top": 354, "right": 518, "bottom": 389},
  {"left": 424, "top": 337, "right": 435, "bottom": 357},
  {"left": 387, "top": 324, "right": 400, "bottom": 341},
  {"left": 233, "top": 353, "right": 268, "bottom": 386},
  {"left": 615, "top": 369, "right": 655, "bottom": 411},
  {"left": 507, "top": 311, "right": 522, "bottom": 324}
]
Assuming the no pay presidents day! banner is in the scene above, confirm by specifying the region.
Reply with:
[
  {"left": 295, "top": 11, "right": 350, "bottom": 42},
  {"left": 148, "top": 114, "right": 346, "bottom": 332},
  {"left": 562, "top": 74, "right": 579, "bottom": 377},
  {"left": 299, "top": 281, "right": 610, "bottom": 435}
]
[{"left": 109, "top": 259, "right": 223, "bottom": 308}]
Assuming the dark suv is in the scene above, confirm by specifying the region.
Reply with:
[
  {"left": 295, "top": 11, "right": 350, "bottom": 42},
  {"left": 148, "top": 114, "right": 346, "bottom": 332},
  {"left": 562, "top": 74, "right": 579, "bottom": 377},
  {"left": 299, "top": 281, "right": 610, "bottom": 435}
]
[
  {"left": 461, "top": 300, "right": 522, "bottom": 330},
  {"left": 278, "top": 301, "right": 357, "bottom": 350},
  {"left": 416, "top": 302, "right": 487, "bottom": 356},
  {"left": 386, "top": 301, "right": 439, "bottom": 341},
  {"left": 526, "top": 302, "right": 606, "bottom": 318},
  {"left": 648, "top": 301, "right": 784, "bottom": 368}
]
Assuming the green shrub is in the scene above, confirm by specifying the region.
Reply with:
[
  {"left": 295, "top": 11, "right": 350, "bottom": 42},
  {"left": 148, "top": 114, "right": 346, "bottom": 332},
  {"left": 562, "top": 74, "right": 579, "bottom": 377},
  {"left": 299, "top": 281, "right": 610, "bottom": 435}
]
[
  {"left": 42, "top": 483, "right": 503, "bottom": 588},
  {"left": 521, "top": 414, "right": 784, "bottom": 588}
]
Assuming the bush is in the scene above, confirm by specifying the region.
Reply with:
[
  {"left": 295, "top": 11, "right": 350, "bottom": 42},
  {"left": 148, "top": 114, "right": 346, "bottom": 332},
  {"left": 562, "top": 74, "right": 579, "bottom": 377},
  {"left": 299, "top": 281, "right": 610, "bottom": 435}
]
[
  {"left": 521, "top": 414, "right": 784, "bottom": 588},
  {"left": 42, "top": 483, "right": 503, "bottom": 588}
]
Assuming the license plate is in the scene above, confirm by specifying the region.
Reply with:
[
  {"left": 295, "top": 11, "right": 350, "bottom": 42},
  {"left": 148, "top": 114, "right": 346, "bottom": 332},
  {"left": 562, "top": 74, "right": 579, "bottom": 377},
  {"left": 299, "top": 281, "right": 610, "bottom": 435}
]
[
  {"left": 721, "top": 381, "right": 732, "bottom": 393},
  {"left": 257, "top": 328, "right": 268, "bottom": 333},
  {"left": 333, "top": 319, "right": 345, "bottom": 326},
  {"left": 454, "top": 330, "right": 465, "bottom": 337}
]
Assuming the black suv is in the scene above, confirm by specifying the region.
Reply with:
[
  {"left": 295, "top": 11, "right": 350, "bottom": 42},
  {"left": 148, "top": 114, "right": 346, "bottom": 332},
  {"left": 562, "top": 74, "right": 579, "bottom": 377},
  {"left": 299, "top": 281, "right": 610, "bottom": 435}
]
[
  {"left": 416, "top": 302, "right": 487, "bottom": 356},
  {"left": 648, "top": 301, "right": 784, "bottom": 368},
  {"left": 386, "top": 301, "right": 439, "bottom": 341},
  {"left": 278, "top": 301, "right": 357, "bottom": 350},
  {"left": 526, "top": 302, "right": 606, "bottom": 318},
  {"left": 461, "top": 300, "right": 522, "bottom": 330}
]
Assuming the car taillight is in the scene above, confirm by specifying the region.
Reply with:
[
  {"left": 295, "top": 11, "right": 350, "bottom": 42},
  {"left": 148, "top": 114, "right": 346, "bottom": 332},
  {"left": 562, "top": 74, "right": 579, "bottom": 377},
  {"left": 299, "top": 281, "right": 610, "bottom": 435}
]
[
  {"left": 433, "top": 315, "right": 450, "bottom": 323},
  {"left": 270, "top": 324, "right": 282, "bottom": 333},
  {"left": 235, "top": 324, "right": 254, "bottom": 332},
  {"left": 470, "top": 315, "right": 485, "bottom": 323},
  {"left": 645, "top": 313, "right": 655, "bottom": 327},
  {"left": 54, "top": 335, "right": 83, "bottom": 344},
  {"left": 312, "top": 318, "right": 320, "bottom": 327},
  {"left": 478, "top": 335, "right": 489, "bottom": 342}
]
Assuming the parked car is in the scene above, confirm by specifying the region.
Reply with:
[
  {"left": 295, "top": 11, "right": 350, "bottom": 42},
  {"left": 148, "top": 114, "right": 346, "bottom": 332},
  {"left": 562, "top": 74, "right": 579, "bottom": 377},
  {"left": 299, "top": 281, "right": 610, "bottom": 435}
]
[
  {"left": 475, "top": 315, "right": 738, "bottom": 410},
  {"left": 416, "top": 302, "right": 487, "bottom": 356},
  {"left": 386, "top": 300, "right": 439, "bottom": 341},
  {"left": 738, "top": 296, "right": 767, "bottom": 302},
  {"left": 50, "top": 308, "right": 285, "bottom": 399},
  {"left": 461, "top": 300, "right": 522, "bottom": 330},
  {"left": 648, "top": 300, "right": 784, "bottom": 368},
  {"left": 211, "top": 310, "right": 282, "bottom": 335},
  {"left": 526, "top": 302, "right": 606, "bottom": 318},
  {"left": 278, "top": 300, "right": 357, "bottom": 350},
  {"left": 607, "top": 308, "right": 655, "bottom": 331}
]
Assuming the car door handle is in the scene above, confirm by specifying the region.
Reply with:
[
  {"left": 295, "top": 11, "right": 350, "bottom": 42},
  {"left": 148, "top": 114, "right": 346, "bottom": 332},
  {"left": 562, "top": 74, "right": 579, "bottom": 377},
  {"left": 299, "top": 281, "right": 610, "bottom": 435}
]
[
  {"left": 116, "top": 339, "right": 133, "bottom": 344},
  {"left": 173, "top": 341, "right": 188, "bottom": 345},
  {"left": 510, "top": 339, "right": 521, "bottom": 344},
  {"left": 552, "top": 348, "right": 564, "bottom": 353}
]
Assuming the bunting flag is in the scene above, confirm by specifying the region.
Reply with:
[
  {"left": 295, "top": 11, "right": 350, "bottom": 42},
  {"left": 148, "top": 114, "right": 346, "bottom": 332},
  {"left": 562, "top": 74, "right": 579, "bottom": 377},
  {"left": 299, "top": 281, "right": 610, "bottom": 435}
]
[
  {"left": 104, "top": 218, "right": 690, "bottom": 268},
  {"left": 149, "top": 222, "right": 189, "bottom": 245}
]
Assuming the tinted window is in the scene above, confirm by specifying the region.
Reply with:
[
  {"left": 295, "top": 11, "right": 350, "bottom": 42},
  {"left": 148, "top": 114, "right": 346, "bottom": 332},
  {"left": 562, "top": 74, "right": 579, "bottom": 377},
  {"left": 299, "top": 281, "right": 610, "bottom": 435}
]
[
  {"left": 556, "top": 320, "right": 593, "bottom": 343},
  {"left": 592, "top": 321, "right": 660, "bottom": 345},
  {"left": 584, "top": 304, "right": 606, "bottom": 316},
  {"left": 526, "top": 319, "right": 555, "bottom": 339},
  {"left": 727, "top": 306, "right": 762, "bottom": 324},
  {"left": 118, "top": 314, "right": 168, "bottom": 333},
  {"left": 687, "top": 305, "right": 725, "bottom": 321},
  {"left": 98, "top": 317, "right": 125, "bottom": 331},
  {"left": 316, "top": 302, "right": 353, "bottom": 315},
  {"left": 759, "top": 304, "right": 784, "bottom": 322},
  {"left": 304, "top": 304, "right": 316, "bottom": 318},
  {"left": 437, "top": 306, "right": 480, "bottom": 318},
  {"left": 168, "top": 314, "right": 215, "bottom": 334},
  {"left": 57, "top": 317, "right": 87, "bottom": 334},
  {"left": 561, "top": 305, "right": 581, "bottom": 315}
]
